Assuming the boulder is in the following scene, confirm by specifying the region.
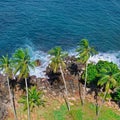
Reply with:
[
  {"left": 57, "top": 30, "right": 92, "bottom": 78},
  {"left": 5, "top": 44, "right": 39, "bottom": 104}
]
[{"left": 35, "top": 59, "right": 41, "bottom": 66}]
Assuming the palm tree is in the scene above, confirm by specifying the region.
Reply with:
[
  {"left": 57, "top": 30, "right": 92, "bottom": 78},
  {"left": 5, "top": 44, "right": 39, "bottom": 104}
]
[
  {"left": 13, "top": 48, "right": 35, "bottom": 120},
  {"left": 97, "top": 66, "right": 120, "bottom": 118},
  {"left": 19, "top": 86, "right": 45, "bottom": 112},
  {"left": 0, "top": 55, "right": 18, "bottom": 120},
  {"left": 48, "top": 46, "right": 70, "bottom": 111},
  {"left": 76, "top": 39, "right": 97, "bottom": 104}
]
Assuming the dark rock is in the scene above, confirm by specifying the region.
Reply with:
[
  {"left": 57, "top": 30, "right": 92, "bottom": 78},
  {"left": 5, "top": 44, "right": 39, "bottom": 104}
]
[
  {"left": 46, "top": 66, "right": 61, "bottom": 85},
  {"left": 29, "top": 75, "right": 37, "bottom": 85},
  {"left": 35, "top": 59, "right": 41, "bottom": 66}
]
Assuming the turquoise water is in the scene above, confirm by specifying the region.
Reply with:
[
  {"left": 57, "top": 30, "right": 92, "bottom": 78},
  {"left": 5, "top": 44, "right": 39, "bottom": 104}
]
[
  {"left": 0, "top": 0, "right": 120, "bottom": 77},
  {"left": 0, "top": 0, "right": 120, "bottom": 54}
]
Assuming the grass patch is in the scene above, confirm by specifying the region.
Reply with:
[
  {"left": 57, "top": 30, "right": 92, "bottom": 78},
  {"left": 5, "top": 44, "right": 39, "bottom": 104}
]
[
  {"left": 53, "top": 105, "right": 67, "bottom": 120},
  {"left": 68, "top": 108, "right": 82, "bottom": 120},
  {"left": 7, "top": 99, "right": 120, "bottom": 120}
]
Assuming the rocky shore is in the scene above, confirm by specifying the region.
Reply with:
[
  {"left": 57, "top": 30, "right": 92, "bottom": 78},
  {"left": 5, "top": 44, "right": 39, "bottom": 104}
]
[{"left": 0, "top": 56, "right": 120, "bottom": 120}]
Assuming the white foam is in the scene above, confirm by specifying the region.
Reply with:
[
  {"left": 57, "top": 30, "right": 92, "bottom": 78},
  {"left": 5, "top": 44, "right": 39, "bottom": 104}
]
[
  {"left": 2, "top": 42, "right": 119, "bottom": 78},
  {"left": 68, "top": 49, "right": 120, "bottom": 66},
  {"left": 29, "top": 47, "right": 120, "bottom": 78},
  {"left": 30, "top": 50, "right": 50, "bottom": 78},
  {"left": 89, "top": 51, "right": 120, "bottom": 67}
]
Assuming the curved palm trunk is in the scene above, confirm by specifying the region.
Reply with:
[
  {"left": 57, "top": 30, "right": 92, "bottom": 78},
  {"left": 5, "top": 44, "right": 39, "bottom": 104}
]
[
  {"left": 78, "top": 80, "right": 83, "bottom": 106},
  {"left": 96, "top": 91, "right": 107, "bottom": 119},
  {"left": 59, "top": 65, "right": 70, "bottom": 111},
  {"left": 95, "top": 88, "right": 98, "bottom": 116},
  {"left": 11, "top": 86, "right": 18, "bottom": 120},
  {"left": 83, "top": 61, "right": 88, "bottom": 104},
  {"left": 78, "top": 72, "right": 83, "bottom": 106},
  {"left": 7, "top": 76, "right": 18, "bottom": 120},
  {"left": 25, "top": 78, "right": 30, "bottom": 120}
]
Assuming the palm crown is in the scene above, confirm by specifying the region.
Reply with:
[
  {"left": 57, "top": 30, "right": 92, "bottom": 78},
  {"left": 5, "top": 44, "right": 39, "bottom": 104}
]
[
  {"left": 76, "top": 39, "right": 97, "bottom": 63},
  {"left": 0, "top": 55, "right": 13, "bottom": 78},
  {"left": 98, "top": 66, "right": 120, "bottom": 93},
  {"left": 48, "top": 46, "right": 67, "bottom": 73},
  {"left": 13, "top": 48, "right": 35, "bottom": 79}
]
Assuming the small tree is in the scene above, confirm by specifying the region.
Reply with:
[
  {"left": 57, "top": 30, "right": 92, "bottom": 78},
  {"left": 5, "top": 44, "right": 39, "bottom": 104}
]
[
  {"left": 19, "top": 86, "right": 45, "bottom": 111},
  {"left": 76, "top": 39, "right": 97, "bottom": 104},
  {"left": 0, "top": 55, "right": 18, "bottom": 120},
  {"left": 97, "top": 65, "right": 120, "bottom": 118},
  {"left": 13, "top": 48, "right": 35, "bottom": 120},
  {"left": 48, "top": 46, "right": 70, "bottom": 111}
]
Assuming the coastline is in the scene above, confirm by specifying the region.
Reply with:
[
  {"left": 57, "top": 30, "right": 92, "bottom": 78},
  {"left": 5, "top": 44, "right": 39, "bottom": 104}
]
[{"left": 29, "top": 49, "right": 120, "bottom": 78}]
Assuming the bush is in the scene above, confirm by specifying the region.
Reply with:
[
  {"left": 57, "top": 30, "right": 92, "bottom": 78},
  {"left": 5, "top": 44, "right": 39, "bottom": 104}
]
[
  {"left": 19, "top": 86, "right": 45, "bottom": 111},
  {"left": 112, "top": 88, "right": 120, "bottom": 103},
  {"left": 96, "top": 60, "right": 119, "bottom": 74},
  {"left": 96, "top": 61, "right": 120, "bottom": 86},
  {"left": 82, "top": 60, "right": 120, "bottom": 87},
  {"left": 82, "top": 63, "right": 98, "bottom": 84}
]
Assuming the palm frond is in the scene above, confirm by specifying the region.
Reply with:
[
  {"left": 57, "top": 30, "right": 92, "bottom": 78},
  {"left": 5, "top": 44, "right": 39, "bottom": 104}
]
[
  {"left": 113, "top": 72, "right": 120, "bottom": 78},
  {"left": 48, "top": 46, "right": 67, "bottom": 73},
  {"left": 110, "top": 78, "right": 117, "bottom": 87},
  {"left": 12, "top": 48, "right": 35, "bottom": 79},
  {"left": 98, "top": 75, "right": 109, "bottom": 86}
]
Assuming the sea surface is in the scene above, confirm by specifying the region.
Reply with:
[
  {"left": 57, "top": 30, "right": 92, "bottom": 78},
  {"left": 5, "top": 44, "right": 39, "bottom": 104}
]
[{"left": 0, "top": 0, "right": 120, "bottom": 77}]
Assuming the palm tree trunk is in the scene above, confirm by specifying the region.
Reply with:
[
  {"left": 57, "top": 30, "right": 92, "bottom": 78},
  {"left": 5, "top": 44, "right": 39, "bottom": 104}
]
[
  {"left": 59, "top": 65, "right": 68, "bottom": 95},
  {"left": 83, "top": 61, "right": 88, "bottom": 104},
  {"left": 59, "top": 65, "right": 70, "bottom": 111},
  {"left": 78, "top": 80, "right": 83, "bottom": 106},
  {"left": 68, "top": 79, "right": 74, "bottom": 95},
  {"left": 78, "top": 73, "right": 83, "bottom": 106},
  {"left": 97, "top": 91, "right": 107, "bottom": 119},
  {"left": 7, "top": 76, "right": 18, "bottom": 120},
  {"left": 11, "top": 86, "right": 18, "bottom": 120},
  {"left": 63, "top": 94, "right": 70, "bottom": 111},
  {"left": 25, "top": 78, "right": 30, "bottom": 120},
  {"left": 95, "top": 88, "right": 98, "bottom": 116}
]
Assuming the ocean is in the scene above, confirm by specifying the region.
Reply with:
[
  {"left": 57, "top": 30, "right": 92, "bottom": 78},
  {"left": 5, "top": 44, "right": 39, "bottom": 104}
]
[{"left": 0, "top": 0, "right": 120, "bottom": 77}]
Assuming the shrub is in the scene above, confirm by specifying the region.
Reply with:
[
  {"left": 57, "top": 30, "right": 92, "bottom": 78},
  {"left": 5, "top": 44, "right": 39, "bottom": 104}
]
[
  {"left": 19, "top": 86, "right": 45, "bottom": 111},
  {"left": 112, "top": 88, "right": 120, "bottom": 103}
]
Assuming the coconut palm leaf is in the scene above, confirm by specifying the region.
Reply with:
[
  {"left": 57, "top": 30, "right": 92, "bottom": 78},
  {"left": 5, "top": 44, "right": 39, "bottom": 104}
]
[
  {"left": 48, "top": 46, "right": 67, "bottom": 73},
  {"left": 113, "top": 72, "right": 120, "bottom": 78},
  {"left": 98, "top": 75, "right": 109, "bottom": 86}
]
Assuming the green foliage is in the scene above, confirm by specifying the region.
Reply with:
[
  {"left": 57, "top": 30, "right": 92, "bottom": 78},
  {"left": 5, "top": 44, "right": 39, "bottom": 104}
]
[
  {"left": 96, "top": 61, "right": 120, "bottom": 86},
  {"left": 82, "top": 61, "right": 120, "bottom": 87},
  {"left": 53, "top": 103, "right": 120, "bottom": 120},
  {"left": 112, "top": 88, "right": 120, "bottom": 102},
  {"left": 53, "top": 105, "right": 67, "bottom": 120},
  {"left": 19, "top": 86, "right": 45, "bottom": 111},
  {"left": 69, "top": 108, "right": 82, "bottom": 120},
  {"left": 0, "top": 55, "right": 13, "bottom": 78},
  {"left": 48, "top": 46, "right": 68, "bottom": 73},
  {"left": 12, "top": 48, "right": 35, "bottom": 79},
  {"left": 82, "top": 63, "right": 98, "bottom": 84},
  {"left": 76, "top": 39, "right": 97, "bottom": 63},
  {"left": 98, "top": 92, "right": 112, "bottom": 101},
  {"left": 97, "top": 61, "right": 120, "bottom": 91},
  {"left": 98, "top": 109, "right": 120, "bottom": 120},
  {"left": 96, "top": 60, "right": 119, "bottom": 74}
]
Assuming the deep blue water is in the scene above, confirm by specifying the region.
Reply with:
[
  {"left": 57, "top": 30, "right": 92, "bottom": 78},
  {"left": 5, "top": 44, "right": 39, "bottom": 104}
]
[{"left": 0, "top": 0, "right": 120, "bottom": 55}]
